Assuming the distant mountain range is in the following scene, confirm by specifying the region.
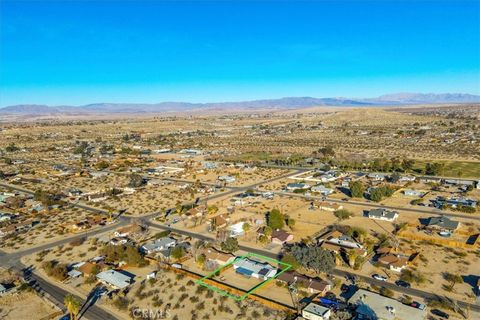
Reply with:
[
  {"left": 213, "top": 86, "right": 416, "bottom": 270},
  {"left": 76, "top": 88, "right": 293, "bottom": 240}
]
[{"left": 1, "top": 92, "right": 479, "bottom": 115}]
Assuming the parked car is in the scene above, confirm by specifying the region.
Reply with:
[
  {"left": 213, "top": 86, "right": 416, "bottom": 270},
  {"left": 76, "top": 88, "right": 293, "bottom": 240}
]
[
  {"left": 372, "top": 274, "right": 388, "bottom": 281},
  {"left": 324, "top": 292, "right": 337, "bottom": 301},
  {"left": 431, "top": 309, "right": 449, "bottom": 319},
  {"left": 395, "top": 280, "right": 411, "bottom": 288},
  {"left": 410, "top": 301, "right": 426, "bottom": 310}
]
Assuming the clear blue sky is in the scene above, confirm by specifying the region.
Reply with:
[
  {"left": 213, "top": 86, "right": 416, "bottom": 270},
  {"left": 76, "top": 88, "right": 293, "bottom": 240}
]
[{"left": 1, "top": 1, "right": 479, "bottom": 106}]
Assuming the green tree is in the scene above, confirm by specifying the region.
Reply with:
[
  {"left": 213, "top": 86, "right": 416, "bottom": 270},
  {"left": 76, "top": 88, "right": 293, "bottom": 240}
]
[
  {"left": 220, "top": 237, "right": 239, "bottom": 253},
  {"left": 425, "top": 162, "right": 445, "bottom": 176},
  {"left": 349, "top": 181, "right": 365, "bottom": 198},
  {"left": 267, "top": 209, "right": 284, "bottom": 230},
  {"left": 196, "top": 253, "right": 206, "bottom": 267},
  {"left": 281, "top": 254, "right": 300, "bottom": 270},
  {"left": 334, "top": 209, "right": 353, "bottom": 220},
  {"left": 171, "top": 246, "right": 186, "bottom": 260},
  {"left": 289, "top": 244, "right": 335, "bottom": 273},
  {"left": 242, "top": 222, "right": 250, "bottom": 235}
]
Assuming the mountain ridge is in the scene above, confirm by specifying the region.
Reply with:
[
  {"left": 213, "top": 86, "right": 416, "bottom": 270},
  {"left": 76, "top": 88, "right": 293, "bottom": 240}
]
[{"left": 1, "top": 92, "right": 479, "bottom": 114}]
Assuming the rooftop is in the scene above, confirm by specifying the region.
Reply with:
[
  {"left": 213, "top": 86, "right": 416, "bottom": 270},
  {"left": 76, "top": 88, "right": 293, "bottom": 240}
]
[{"left": 349, "top": 289, "right": 426, "bottom": 320}]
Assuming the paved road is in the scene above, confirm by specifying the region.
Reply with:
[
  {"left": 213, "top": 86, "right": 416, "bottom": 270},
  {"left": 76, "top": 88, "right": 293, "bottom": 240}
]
[
  {"left": 0, "top": 169, "right": 301, "bottom": 319},
  {"left": 273, "top": 191, "right": 480, "bottom": 221},
  {"left": 22, "top": 262, "right": 117, "bottom": 320},
  {"left": 147, "top": 220, "right": 480, "bottom": 313},
  {"left": 2, "top": 169, "right": 479, "bottom": 317}
]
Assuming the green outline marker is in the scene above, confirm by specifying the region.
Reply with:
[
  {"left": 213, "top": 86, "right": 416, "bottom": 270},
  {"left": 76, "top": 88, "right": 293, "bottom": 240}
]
[{"left": 196, "top": 252, "right": 292, "bottom": 301}]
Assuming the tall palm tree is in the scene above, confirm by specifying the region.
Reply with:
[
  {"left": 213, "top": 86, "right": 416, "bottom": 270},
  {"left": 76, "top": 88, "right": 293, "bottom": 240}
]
[{"left": 64, "top": 294, "right": 81, "bottom": 320}]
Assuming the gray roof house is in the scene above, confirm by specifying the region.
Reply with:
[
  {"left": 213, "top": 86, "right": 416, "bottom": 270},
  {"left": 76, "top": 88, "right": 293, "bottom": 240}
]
[
  {"left": 141, "top": 237, "right": 176, "bottom": 255},
  {"left": 311, "top": 185, "right": 334, "bottom": 196},
  {"left": 286, "top": 182, "right": 310, "bottom": 191},
  {"left": 302, "top": 302, "right": 331, "bottom": 320},
  {"left": 233, "top": 258, "right": 277, "bottom": 280},
  {"left": 349, "top": 289, "right": 426, "bottom": 320},
  {"left": 424, "top": 216, "right": 460, "bottom": 231},
  {"left": 403, "top": 189, "right": 425, "bottom": 197},
  {"left": 96, "top": 270, "right": 134, "bottom": 289},
  {"left": 367, "top": 208, "right": 399, "bottom": 222}
]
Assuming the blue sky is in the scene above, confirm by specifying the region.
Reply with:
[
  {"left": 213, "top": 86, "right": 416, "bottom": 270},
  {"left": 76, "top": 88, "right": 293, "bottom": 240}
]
[{"left": 0, "top": 1, "right": 479, "bottom": 106}]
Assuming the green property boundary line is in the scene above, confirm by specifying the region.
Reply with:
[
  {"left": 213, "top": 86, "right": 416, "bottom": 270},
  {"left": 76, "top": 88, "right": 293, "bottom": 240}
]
[{"left": 196, "top": 252, "right": 292, "bottom": 301}]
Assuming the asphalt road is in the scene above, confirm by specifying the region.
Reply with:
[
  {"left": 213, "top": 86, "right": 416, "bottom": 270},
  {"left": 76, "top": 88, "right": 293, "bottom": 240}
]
[
  {"left": 274, "top": 191, "right": 480, "bottom": 221},
  {"left": 24, "top": 263, "right": 117, "bottom": 320},
  {"left": 147, "top": 220, "right": 480, "bottom": 313},
  {"left": 1, "top": 169, "right": 479, "bottom": 318}
]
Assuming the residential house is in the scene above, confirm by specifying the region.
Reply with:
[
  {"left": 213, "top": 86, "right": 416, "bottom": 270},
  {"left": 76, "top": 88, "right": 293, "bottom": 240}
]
[
  {"left": 367, "top": 173, "right": 387, "bottom": 181},
  {"left": 109, "top": 237, "right": 129, "bottom": 246},
  {"left": 141, "top": 237, "right": 177, "bottom": 255},
  {"left": 399, "top": 176, "right": 416, "bottom": 183},
  {"left": 228, "top": 221, "right": 246, "bottom": 237},
  {"left": 348, "top": 289, "right": 426, "bottom": 320},
  {"left": 367, "top": 208, "right": 399, "bottom": 222},
  {"left": 311, "top": 185, "right": 334, "bottom": 196},
  {"left": 446, "top": 198, "right": 477, "bottom": 208},
  {"left": 67, "top": 188, "right": 83, "bottom": 197},
  {"left": 377, "top": 254, "right": 409, "bottom": 272},
  {"left": 277, "top": 272, "right": 331, "bottom": 295},
  {"left": 423, "top": 216, "right": 460, "bottom": 232},
  {"left": 403, "top": 189, "right": 425, "bottom": 197},
  {"left": 114, "top": 224, "right": 144, "bottom": 238},
  {"left": 271, "top": 229, "right": 294, "bottom": 244},
  {"left": 286, "top": 182, "right": 310, "bottom": 191},
  {"left": 204, "top": 249, "right": 235, "bottom": 266},
  {"left": 211, "top": 214, "right": 229, "bottom": 229},
  {"left": 0, "top": 283, "right": 15, "bottom": 296},
  {"left": 78, "top": 262, "right": 102, "bottom": 277},
  {"left": 96, "top": 270, "right": 134, "bottom": 289},
  {"left": 302, "top": 302, "right": 331, "bottom": 320},
  {"left": 233, "top": 258, "right": 277, "bottom": 280},
  {"left": 218, "top": 175, "right": 236, "bottom": 183},
  {"left": 319, "top": 230, "right": 367, "bottom": 257},
  {"left": 444, "top": 179, "right": 475, "bottom": 187},
  {"left": 419, "top": 176, "right": 442, "bottom": 184}
]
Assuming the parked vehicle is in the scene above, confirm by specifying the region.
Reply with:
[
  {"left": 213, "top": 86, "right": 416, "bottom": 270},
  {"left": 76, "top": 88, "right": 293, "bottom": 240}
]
[
  {"left": 395, "top": 280, "right": 411, "bottom": 288},
  {"left": 410, "top": 301, "right": 426, "bottom": 310},
  {"left": 431, "top": 309, "right": 449, "bottom": 319},
  {"left": 372, "top": 274, "right": 388, "bottom": 281}
]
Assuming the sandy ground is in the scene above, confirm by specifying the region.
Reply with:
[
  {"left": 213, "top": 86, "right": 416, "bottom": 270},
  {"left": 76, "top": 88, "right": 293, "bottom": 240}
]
[{"left": 0, "top": 291, "right": 59, "bottom": 320}]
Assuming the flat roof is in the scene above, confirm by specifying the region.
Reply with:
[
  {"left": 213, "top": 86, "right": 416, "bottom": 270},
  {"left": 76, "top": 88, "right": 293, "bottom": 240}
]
[
  {"left": 349, "top": 289, "right": 426, "bottom": 320},
  {"left": 303, "top": 302, "right": 330, "bottom": 316}
]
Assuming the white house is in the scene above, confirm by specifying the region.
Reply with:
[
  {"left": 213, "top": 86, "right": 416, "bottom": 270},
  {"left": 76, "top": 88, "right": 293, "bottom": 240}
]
[
  {"left": 141, "top": 237, "right": 177, "bottom": 254},
  {"left": 311, "top": 185, "right": 334, "bottom": 196},
  {"left": 96, "top": 270, "right": 134, "bottom": 289},
  {"left": 228, "top": 222, "right": 246, "bottom": 237},
  {"left": 218, "top": 175, "right": 236, "bottom": 183},
  {"left": 403, "top": 189, "right": 425, "bottom": 197},
  {"left": 367, "top": 208, "right": 399, "bottom": 222},
  {"left": 233, "top": 258, "right": 277, "bottom": 280},
  {"left": 302, "top": 302, "right": 331, "bottom": 320}
]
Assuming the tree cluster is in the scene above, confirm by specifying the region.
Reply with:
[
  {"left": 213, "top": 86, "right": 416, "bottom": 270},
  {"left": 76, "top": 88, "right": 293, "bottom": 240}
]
[
  {"left": 288, "top": 244, "right": 335, "bottom": 273},
  {"left": 101, "top": 244, "right": 147, "bottom": 267}
]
